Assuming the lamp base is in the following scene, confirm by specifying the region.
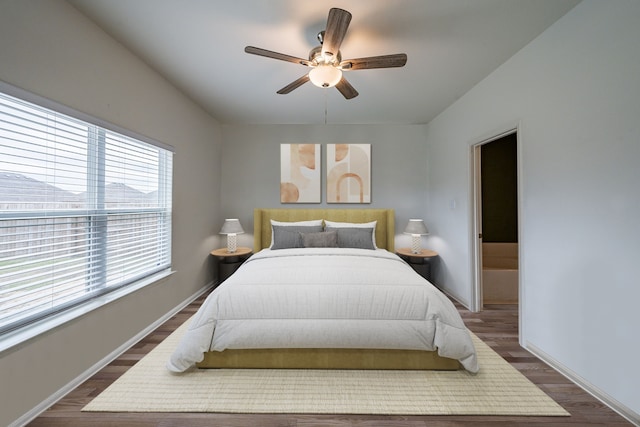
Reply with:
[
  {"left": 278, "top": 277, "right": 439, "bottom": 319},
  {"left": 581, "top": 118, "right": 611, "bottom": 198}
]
[
  {"left": 411, "top": 235, "right": 422, "bottom": 255},
  {"left": 227, "top": 234, "right": 237, "bottom": 253}
]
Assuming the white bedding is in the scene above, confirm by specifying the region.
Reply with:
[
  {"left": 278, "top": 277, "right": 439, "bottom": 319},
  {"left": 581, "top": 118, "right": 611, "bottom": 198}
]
[{"left": 167, "top": 248, "right": 479, "bottom": 373}]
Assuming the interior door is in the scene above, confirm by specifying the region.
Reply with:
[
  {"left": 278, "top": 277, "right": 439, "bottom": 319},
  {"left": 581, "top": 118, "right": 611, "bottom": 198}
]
[{"left": 471, "top": 128, "right": 519, "bottom": 311}]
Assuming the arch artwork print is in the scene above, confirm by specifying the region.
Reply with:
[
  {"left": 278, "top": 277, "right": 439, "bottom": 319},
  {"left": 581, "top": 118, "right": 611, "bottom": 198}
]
[
  {"left": 327, "top": 144, "right": 370, "bottom": 203},
  {"left": 280, "top": 144, "right": 321, "bottom": 203}
]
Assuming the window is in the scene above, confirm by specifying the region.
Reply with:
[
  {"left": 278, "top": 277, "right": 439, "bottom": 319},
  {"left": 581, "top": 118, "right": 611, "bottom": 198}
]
[{"left": 0, "top": 89, "right": 173, "bottom": 336}]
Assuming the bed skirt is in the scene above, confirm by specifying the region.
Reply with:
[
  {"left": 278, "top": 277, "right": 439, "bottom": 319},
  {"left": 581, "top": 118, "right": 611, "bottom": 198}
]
[{"left": 196, "top": 348, "right": 462, "bottom": 370}]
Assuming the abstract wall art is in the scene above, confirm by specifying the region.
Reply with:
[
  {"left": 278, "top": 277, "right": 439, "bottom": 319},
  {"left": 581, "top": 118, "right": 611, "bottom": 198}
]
[
  {"left": 326, "top": 144, "right": 371, "bottom": 203},
  {"left": 280, "top": 144, "right": 321, "bottom": 203}
]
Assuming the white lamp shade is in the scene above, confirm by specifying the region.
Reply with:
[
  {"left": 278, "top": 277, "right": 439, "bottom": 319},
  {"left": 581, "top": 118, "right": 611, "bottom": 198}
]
[
  {"left": 309, "top": 64, "right": 342, "bottom": 88},
  {"left": 219, "top": 218, "right": 244, "bottom": 235},
  {"left": 403, "top": 219, "right": 429, "bottom": 235}
]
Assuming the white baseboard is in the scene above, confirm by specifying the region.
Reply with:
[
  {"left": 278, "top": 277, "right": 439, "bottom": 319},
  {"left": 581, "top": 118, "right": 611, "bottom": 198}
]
[
  {"left": 9, "top": 282, "right": 214, "bottom": 427},
  {"left": 526, "top": 341, "right": 640, "bottom": 427},
  {"left": 439, "top": 287, "right": 471, "bottom": 310}
]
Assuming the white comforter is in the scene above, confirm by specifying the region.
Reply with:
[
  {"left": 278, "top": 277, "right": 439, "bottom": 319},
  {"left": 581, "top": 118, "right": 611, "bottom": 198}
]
[{"left": 167, "top": 248, "right": 478, "bottom": 373}]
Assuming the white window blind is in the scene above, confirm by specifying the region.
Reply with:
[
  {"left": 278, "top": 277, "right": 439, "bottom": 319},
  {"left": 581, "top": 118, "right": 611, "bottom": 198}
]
[{"left": 0, "top": 91, "right": 173, "bottom": 335}]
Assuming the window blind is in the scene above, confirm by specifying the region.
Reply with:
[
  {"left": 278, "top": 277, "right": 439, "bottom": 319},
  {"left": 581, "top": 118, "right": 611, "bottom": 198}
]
[{"left": 0, "top": 91, "right": 173, "bottom": 335}]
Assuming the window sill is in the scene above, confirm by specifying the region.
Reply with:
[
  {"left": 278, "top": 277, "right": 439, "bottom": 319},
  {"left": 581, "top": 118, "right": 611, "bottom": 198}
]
[{"left": 0, "top": 269, "right": 175, "bottom": 355}]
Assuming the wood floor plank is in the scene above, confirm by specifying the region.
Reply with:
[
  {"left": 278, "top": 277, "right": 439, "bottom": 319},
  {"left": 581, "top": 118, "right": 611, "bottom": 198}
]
[{"left": 26, "top": 295, "right": 633, "bottom": 427}]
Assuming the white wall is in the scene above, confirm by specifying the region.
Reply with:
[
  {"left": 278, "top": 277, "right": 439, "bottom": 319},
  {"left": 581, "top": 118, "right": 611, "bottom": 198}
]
[
  {"left": 425, "top": 0, "right": 640, "bottom": 420},
  {"left": 0, "top": 1, "right": 222, "bottom": 426},
  {"left": 220, "top": 124, "right": 429, "bottom": 251}
]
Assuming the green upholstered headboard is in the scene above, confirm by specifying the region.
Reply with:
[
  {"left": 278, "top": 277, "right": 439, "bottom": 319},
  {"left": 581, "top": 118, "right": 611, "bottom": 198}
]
[{"left": 253, "top": 208, "right": 395, "bottom": 252}]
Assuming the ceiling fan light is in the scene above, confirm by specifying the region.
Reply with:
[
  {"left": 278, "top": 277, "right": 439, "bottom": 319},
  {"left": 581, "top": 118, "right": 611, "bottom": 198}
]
[{"left": 309, "top": 64, "right": 342, "bottom": 88}]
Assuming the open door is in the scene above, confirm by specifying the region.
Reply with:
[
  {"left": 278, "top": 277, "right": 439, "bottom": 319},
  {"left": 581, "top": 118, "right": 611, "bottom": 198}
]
[{"left": 471, "top": 128, "right": 519, "bottom": 312}]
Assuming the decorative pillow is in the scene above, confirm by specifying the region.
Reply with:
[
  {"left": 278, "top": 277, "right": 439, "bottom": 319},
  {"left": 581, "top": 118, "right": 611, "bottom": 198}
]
[
  {"left": 325, "top": 227, "right": 376, "bottom": 250},
  {"left": 271, "top": 224, "right": 323, "bottom": 249},
  {"left": 270, "top": 219, "right": 324, "bottom": 247},
  {"left": 301, "top": 231, "right": 338, "bottom": 248},
  {"left": 323, "top": 220, "right": 378, "bottom": 248}
]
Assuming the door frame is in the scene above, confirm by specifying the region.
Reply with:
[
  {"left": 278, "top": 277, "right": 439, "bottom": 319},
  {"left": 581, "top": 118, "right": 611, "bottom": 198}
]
[{"left": 469, "top": 124, "right": 521, "bottom": 316}]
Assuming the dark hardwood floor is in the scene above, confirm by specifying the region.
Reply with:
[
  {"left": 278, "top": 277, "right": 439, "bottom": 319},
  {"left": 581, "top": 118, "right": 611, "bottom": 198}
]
[{"left": 28, "top": 293, "right": 633, "bottom": 427}]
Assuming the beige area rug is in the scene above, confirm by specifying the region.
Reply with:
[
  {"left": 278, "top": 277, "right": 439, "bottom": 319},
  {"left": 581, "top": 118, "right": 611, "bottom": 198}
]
[{"left": 83, "top": 319, "right": 569, "bottom": 416}]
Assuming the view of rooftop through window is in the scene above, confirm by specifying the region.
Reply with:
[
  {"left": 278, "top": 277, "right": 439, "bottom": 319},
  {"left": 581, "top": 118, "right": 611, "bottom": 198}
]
[{"left": 0, "top": 94, "right": 162, "bottom": 207}]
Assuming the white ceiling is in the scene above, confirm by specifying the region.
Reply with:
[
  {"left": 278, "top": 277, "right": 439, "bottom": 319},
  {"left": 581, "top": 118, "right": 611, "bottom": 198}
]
[{"left": 68, "top": 0, "right": 581, "bottom": 125}]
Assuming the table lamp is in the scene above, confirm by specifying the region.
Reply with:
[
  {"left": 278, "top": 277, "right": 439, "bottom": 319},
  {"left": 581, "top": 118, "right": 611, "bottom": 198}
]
[
  {"left": 404, "top": 219, "right": 429, "bottom": 254},
  {"left": 219, "top": 219, "right": 244, "bottom": 253}
]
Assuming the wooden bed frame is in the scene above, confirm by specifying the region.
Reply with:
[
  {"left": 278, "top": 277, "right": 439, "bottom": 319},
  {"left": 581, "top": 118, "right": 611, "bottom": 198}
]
[{"left": 197, "top": 208, "right": 461, "bottom": 370}]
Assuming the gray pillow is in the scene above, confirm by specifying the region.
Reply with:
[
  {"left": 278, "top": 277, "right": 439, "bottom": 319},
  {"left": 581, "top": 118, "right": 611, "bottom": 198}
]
[
  {"left": 301, "top": 231, "right": 338, "bottom": 248},
  {"left": 325, "top": 227, "right": 376, "bottom": 250},
  {"left": 271, "top": 225, "right": 323, "bottom": 249}
]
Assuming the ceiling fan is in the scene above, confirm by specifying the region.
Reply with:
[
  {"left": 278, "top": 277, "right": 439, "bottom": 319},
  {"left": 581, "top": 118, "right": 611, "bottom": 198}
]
[{"left": 244, "top": 8, "right": 407, "bottom": 100}]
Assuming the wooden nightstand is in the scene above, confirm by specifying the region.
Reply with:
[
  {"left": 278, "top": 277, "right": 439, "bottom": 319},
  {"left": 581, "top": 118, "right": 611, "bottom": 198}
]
[
  {"left": 211, "top": 247, "right": 252, "bottom": 284},
  {"left": 396, "top": 248, "right": 439, "bottom": 282}
]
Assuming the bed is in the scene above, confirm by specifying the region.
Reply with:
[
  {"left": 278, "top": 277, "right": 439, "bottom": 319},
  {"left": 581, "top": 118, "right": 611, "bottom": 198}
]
[{"left": 167, "top": 208, "right": 478, "bottom": 373}]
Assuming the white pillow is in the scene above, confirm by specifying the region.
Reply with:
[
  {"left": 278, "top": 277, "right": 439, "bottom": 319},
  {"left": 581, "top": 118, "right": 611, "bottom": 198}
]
[
  {"left": 323, "top": 220, "right": 378, "bottom": 248},
  {"left": 271, "top": 219, "right": 324, "bottom": 227},
  {"left": 270, "top": 219, "right": 324, "bottom": 247}
]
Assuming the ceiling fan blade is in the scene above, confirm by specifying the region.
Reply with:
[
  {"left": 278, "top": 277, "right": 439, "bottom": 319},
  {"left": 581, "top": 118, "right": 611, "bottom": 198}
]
[
  {"left": 245, "top": 46, "right": 312, "bottom": 67},
  {"left": 340, "top": 54, "right": 408, "bottom": 70},
  {"left": 277, "top": 74, "right": 310, "bottom": 94},
  {"left": 321, "top": 8, "right": 352, "bottom": 59},
  {"left": 335, "top": 77, "right": 359, "bottom": 100}
]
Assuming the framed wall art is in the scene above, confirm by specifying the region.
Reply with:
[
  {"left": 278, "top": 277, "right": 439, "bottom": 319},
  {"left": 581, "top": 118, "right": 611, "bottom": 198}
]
[
  {"left": 326, "top": 144, "right": 371, "bottom": 203},
  {"left": 280, "top": 143, "right": 321, "bottom": 203}
]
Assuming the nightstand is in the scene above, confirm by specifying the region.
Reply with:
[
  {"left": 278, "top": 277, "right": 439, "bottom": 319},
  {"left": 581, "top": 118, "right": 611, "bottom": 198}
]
[
  {"left": 211, "top": 247, "right": 252, "bottom": 284},
  {"left": 396, "top": 247, "right": 439, "bottom": 282}
]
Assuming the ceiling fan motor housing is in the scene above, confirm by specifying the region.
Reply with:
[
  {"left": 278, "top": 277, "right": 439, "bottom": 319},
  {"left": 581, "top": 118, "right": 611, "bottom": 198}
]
[{"left": 309, "top": 45, "right": 341, "bottom": 66}]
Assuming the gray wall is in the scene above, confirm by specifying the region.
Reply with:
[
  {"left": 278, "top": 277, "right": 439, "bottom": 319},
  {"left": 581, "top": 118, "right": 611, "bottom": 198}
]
[
  {"left": 221, "top": 124, "right": 430, "bottom": 251},
  {"left": 0, "top": 2, "right": 222, "bottom": 426},
  {"left": 425, "top": 0, "right": 640, "bottom": 420}
]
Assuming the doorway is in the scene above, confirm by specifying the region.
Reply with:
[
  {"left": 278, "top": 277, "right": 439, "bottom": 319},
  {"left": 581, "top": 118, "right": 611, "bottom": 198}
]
[{"left": 471, "top": 128, "right": 519, "bottom": 312}]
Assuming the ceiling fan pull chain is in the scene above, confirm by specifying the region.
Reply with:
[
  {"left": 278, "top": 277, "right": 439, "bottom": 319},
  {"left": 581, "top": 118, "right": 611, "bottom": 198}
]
[{"left": 324, "top": 88, "right": 328, "bottom": 125}]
